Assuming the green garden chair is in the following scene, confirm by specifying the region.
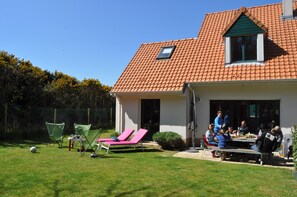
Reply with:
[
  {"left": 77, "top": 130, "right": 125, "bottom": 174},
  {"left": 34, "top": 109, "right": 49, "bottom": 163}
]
[
  {"left": 45, "top": 122, "right": 65, "bottom": 147},
  {"left": 72, "top": 123, "right": 92, "bottom": 150},
  {"left": 80, "top": 129, "right": 103, "bottom": 156},
  {"left": 74, "top": 123, "right": 92, "bottom": 135}
]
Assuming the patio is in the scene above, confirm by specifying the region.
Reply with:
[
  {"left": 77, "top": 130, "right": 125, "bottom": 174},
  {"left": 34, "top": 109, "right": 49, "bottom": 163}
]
[{"left": 173, "top": 149, "right": 295, "bottom": 169}]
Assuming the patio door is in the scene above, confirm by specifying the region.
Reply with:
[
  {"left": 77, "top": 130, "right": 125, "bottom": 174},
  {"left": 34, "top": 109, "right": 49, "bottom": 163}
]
[
  {"left": 210, "top": 100, "right": 280, "bottom": 133},
  {"left": 141, "top": 99, "right": 160, "bottom": 140}
]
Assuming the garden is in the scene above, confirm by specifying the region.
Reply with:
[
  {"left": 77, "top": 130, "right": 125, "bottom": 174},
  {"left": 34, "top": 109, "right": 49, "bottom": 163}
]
[{"left": 0, "top": 130, "right": 296, "bottom": 197}]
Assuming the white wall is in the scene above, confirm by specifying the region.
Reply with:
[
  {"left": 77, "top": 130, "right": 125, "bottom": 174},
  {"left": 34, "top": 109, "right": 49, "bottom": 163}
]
[
  {"left": 194, "top": 82, "right": 297, "bottom": 137},
  {"left": 115, "top": 94, "right": 188, "bottom": 139},
  {"left": 160, "top": 96, "right": 187, "bottom": 136}
]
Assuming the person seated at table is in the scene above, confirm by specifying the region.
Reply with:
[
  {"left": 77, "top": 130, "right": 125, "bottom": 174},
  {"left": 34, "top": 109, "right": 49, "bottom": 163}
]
[
  {"left": 227, "top": 126, "right": 236, "bottom": 135},
  {"left": 217, "top": 129, "right": 231, "bottom": 149},
  {"left": 274, "top": 126, "right": 283, "bottom": 148},
  {"left": 251, "top": 127, "right": 278, "bottom": 153},
  {"left": 205, "top": 123, "right": 218, "bottom": 146},
  {"left": 238, "top": 120, "right": 249, "bottom": 135}
]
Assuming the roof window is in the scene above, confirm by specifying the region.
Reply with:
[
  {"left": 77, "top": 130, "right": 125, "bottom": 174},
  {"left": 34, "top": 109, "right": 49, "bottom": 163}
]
[{"left": 157, "top": 46, "right": 176, "bottom": 59}]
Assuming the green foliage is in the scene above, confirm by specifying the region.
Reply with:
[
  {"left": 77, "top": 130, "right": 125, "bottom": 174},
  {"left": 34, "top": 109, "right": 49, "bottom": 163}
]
[
  {"left": 153, "top": 131, "right": 185, "bottom": 150},
  {"left": 292, "top": 125, "right": 297, "bottom": 170},
  {"left": 110, "top": 132, "right": 119, "bottom": 138},
  {"left": 0, "top": 50, "right": 115, "bottom": 139}
]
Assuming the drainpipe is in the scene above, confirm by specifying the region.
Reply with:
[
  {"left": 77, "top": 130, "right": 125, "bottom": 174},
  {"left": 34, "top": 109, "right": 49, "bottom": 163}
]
[
  {"left": 111, "top": 93, "right": 123, "bottom": 133},
  {"left": 188, "top": 84, "right": 197, "bottom": 149}
]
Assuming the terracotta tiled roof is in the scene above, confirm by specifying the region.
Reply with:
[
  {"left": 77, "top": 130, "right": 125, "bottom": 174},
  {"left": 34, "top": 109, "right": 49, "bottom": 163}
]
[
  {"left": 221, "top": 6, "right": 268, "bottom": 36},
  {"left": 112, "top": 2, "right": 297, "bottom": 93}
]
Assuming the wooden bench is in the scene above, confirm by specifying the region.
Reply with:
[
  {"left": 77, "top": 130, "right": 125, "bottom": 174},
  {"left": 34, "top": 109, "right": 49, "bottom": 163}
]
[{"left": 206, "top": 146, "right": 270, "bottom": 165}]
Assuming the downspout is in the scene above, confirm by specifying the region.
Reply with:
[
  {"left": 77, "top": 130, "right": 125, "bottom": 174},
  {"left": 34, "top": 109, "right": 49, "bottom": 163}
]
[
  {"left": 187, "top": 84, "right": 197, "bottom": 149},
  {"left": 111, "top": 93, "right": 123, "bottom": 133}
]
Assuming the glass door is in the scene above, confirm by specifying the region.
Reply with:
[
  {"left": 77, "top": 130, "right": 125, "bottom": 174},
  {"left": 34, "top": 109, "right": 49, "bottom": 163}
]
[{"left": 141, "top": 99, "right": 160, "bottom": 140}]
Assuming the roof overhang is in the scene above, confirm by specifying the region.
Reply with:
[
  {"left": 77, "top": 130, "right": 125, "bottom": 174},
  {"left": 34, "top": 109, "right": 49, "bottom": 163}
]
[
  {"left": 185, "top": 79, "right": 297, "bottom": 87},
  {"left": 110, "top": 90, "right": 184, "bottom": 97}
]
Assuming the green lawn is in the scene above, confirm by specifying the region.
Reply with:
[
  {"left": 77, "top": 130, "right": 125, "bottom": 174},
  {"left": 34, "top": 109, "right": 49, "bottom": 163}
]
[{"left": 0, "top": 130, "right": 296, "bottom": 196}]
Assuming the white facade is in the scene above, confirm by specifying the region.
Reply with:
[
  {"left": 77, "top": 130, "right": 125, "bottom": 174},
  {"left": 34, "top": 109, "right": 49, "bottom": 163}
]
[
  {"left": 114, "top": 93, "right": 190, "bottom": 141},
  {"left": 114, "top": 81, "right": 297, "bottom": 144},
  {"left": 193, "top": 81, "right": 297, "bottom": 138}
]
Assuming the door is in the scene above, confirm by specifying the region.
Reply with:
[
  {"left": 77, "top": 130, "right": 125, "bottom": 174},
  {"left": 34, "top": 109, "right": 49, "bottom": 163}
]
[{"left": 141, "top": 99, "right": 160, "bottom": 140}]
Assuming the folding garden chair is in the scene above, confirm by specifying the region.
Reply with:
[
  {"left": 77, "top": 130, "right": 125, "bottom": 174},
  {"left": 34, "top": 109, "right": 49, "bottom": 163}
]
[
  {"left": 71, "top": 123, "right": 92, "bottom": 149},
  {"left": 45, "top": 122, "right": 65, "bottom": 147},
  {"left": 80, "top": 129, "right": 103, "bottom": 156},
  {"left": 74, "top": 123, "right": 92, "bottom": 135}
]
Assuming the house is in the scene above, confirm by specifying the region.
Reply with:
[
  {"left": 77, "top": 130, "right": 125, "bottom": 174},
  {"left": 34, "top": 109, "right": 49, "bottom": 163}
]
[{"left": 111, "top": 0, "right": 297, "bottom": 145}]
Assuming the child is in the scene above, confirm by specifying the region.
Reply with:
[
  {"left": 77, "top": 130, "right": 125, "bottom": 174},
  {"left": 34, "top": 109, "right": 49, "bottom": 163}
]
[{"left": 217, "top": 129, "right": 230, "bottom": 149}]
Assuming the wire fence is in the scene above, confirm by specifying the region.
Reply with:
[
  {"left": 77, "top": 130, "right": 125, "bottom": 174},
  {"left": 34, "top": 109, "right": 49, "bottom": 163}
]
[{"left": 0, "top": 104, "right": 115, "bottom": 139}]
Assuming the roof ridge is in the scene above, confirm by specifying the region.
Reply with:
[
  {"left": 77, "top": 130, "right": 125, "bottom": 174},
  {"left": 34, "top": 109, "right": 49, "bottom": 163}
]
[
  {"left": 205, "top": 2, "right": 282, "bottom": 16},
  {"left": 141, "top": 37, "right": 197, "bottom": 46}
]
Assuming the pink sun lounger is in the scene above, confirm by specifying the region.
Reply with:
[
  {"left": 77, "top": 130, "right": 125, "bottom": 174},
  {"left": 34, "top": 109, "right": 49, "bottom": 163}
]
[
  {"left": 97, "top": 128, "right": 134, "bottom": 143},
  {"left": 99, "top": 128, "right": 148, "bottom": 154}
]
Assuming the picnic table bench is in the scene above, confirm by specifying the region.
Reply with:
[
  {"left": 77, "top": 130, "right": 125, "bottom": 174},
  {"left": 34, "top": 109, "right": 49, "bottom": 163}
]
[{"left": 206, "top": 146, "right": 270, "bottom": 165}]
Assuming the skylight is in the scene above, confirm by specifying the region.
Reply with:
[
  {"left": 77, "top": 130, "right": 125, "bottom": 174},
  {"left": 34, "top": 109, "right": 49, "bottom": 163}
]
[{"left": 157, "top": 46, "right": 176, "bottom": 59}]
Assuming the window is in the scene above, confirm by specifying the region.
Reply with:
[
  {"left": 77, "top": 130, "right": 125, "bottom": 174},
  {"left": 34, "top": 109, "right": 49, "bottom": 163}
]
[
  {"left": 231, "top": 35, "right": 257, "bottom": 62},
  {"left": 157, "top": 46, "right": 176, "bottom": 59}
]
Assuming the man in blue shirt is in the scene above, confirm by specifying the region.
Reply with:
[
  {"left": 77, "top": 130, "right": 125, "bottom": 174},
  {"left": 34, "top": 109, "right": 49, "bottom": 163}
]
[{"left": 214, "top": 111, "right": 223, "bottom": 134}]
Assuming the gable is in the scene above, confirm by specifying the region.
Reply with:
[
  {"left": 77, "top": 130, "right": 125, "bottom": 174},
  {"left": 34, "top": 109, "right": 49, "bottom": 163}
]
[{"left": 224, "top": 14, "right": 265, "bottom": 37}]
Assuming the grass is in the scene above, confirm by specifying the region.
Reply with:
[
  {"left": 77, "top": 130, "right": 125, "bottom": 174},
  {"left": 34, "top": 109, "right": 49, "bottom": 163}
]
[{"left": 0, "top": 130, "right": 297, "bottom": 196}]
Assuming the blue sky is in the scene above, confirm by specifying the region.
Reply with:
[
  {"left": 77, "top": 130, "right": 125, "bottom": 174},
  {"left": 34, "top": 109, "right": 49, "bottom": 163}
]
[{"left": 0, "top": 0, "right": 281, "bottom": 86}]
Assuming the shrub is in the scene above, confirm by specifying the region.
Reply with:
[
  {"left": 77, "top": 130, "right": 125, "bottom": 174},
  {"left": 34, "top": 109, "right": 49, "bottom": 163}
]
[
  {"left": 292, "top": 125, "right": 297, "bottom": 170},
  {"left": 110, "top": 132, "right": 119, "bottom": 138},
  {"left": 153, "top": 131, "right": 185, "bottom": 150}
]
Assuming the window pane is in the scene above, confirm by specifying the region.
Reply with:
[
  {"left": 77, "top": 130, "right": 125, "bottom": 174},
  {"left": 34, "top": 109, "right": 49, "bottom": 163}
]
[
  {"left": 231, "top": 37, "right": 243, "bottom": 62},
  {"left": 231, "top": 35, "right": 257, "bottom": 62},
  {"left": 245, "top": 36, "right": 257, "bottom": 60}
]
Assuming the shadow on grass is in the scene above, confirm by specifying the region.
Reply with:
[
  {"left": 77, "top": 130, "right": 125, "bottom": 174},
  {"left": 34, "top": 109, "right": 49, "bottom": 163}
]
[
  {"left": 0, "top": 138, "right": 69, "bottom": 149},
  {"left": 96, "top": 180, "right": 149, "bottom": 197},
  {"left": 44, "top": 179, "right": 65, "bottom": 197},
  {"left": 104, "top": 147, "right": 163, "bottom": 154}
]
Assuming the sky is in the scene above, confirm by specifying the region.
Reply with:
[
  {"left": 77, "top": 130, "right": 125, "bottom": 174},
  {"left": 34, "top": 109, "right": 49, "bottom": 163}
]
[{"left": 0, "top": 0, "right": 281, "bottom": 86}]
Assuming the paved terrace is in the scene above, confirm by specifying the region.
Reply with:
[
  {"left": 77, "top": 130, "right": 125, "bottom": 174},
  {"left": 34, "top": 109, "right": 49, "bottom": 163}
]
[{"left": 143, "top": 142, "right": 295, "bottom": 169}]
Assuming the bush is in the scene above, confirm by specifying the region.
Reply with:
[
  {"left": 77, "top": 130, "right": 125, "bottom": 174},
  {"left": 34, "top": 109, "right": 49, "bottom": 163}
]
[
  {"left": 153, "top": 131, "right": 185, "bottom": 150},
  {"left": 110, "top": 132, "right": 119, "bottom": 138},
  {"left": 292, "top": 125, "right": 297, "bottom": 170}
]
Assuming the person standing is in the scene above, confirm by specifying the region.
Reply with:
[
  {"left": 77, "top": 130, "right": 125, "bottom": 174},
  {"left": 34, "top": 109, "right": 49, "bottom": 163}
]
[
  {"left": 214, "top": 111, "right": 223, "bottom": 134},
  {"left": 223, "top": 111, "right": 230, "bottom": 130}
]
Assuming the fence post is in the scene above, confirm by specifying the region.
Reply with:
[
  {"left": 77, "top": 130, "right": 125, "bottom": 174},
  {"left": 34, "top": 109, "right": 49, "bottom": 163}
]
[
  {"left": 110, "top": 108, "right": 113, "bottom": 128},
  {"left": 87, "top": 108, "right": 90, "bottom": 124},
  {"left": 4, "top": 103, "right": 8, "bottom": 135},
  {"left": 54, "top": 108, "right": 57, "bottom": 123}
]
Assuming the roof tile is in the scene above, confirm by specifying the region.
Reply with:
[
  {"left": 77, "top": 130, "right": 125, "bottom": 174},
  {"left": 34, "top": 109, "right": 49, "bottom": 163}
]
[{"left": 112, "top": 2, "right": 297, "bottom": 93}]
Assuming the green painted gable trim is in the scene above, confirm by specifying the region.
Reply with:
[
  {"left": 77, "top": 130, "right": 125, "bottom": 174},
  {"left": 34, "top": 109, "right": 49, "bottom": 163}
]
[{"left": 224, "top": 14, "right": 265, "bottom": 37}]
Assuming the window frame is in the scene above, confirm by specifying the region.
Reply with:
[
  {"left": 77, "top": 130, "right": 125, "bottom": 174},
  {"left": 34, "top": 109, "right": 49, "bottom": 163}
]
[
  {"left": 224, "top": 33, "right": 264, "bottom": 65},
  {"left": 157, "top": 46, "right": 176, "bottom": 60},
  {"left": 231, "top": 35, "right": 257, "bottom": 63}
]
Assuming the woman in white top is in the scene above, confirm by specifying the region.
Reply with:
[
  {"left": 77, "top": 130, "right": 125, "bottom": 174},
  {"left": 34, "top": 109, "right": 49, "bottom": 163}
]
[{"left": 205, "top": 123, "right": 218, "bottom": 146}]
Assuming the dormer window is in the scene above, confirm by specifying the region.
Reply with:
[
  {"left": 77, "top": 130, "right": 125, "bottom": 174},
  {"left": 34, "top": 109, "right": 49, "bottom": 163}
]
[
  {"left": 222, "top": 8, "right": 268, "bottom": 65},
  {"left": 231, "top": 35, "right": 257, "bottom": 62},
  {"left": 157, "top": 46, "right": 176, "bottom": 60}
]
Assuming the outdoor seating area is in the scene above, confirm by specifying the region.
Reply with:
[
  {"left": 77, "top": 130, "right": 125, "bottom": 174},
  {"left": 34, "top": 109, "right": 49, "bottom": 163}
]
[{"left": 46, "top": 122, "right": 149, "bottom": 156}]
